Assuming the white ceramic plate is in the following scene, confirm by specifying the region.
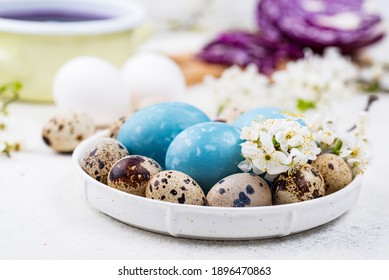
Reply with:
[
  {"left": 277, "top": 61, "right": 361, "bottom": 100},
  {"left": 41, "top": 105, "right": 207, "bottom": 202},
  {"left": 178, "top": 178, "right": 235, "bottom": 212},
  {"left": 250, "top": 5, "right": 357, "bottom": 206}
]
[{"left": 72, "top": 132, "right": 362, "bottom": 240}]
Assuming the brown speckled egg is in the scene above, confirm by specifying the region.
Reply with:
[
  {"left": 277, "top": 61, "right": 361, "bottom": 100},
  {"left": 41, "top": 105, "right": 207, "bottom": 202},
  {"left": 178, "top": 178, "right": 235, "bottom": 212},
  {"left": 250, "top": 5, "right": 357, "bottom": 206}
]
[
  {"left": 108, "top": 155, "right": 162, "bottom": 196},
  {"left": 81, "top": 138, "right": 129, "bottom": 184},
  {"left": 273, "top": 163, "right": 325, "bottom": 205},
  {"left": 108, "top": 115, "right": 128, "bottom": 139},
  {"left": 312, "top": 153, "right": 353, "bottom": 195},
  {"left": 206, "top": 173, "right": 272, "bottom": 207},
  {"left": 146, "top": 170, "right": 205, "bottom": 205},
  {"left": 42, "top": 111, "right": 95, "bottom": 153}
]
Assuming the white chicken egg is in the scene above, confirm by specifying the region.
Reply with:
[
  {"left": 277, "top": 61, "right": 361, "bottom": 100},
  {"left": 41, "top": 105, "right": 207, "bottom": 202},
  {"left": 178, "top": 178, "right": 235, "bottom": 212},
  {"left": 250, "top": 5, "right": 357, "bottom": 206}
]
[
  {"left": 121, "top": 52, "right": 186, "bottom": 104},
  {"left": 53, "top": 56, "right": 131, "bottom": 126}
]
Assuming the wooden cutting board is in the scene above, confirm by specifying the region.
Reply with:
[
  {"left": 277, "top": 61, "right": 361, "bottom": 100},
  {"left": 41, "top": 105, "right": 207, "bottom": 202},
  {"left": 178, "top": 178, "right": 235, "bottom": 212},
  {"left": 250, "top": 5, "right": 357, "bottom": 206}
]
[{"left": 170, "top": 54, "right": 227, "bottom": 85}]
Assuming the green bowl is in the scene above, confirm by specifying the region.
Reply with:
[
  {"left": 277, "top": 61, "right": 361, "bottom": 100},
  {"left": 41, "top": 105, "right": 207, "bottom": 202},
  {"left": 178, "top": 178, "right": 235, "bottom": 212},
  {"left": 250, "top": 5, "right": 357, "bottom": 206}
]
[{"left": 0, "top": 0, "right": 149, "bottom": 102}]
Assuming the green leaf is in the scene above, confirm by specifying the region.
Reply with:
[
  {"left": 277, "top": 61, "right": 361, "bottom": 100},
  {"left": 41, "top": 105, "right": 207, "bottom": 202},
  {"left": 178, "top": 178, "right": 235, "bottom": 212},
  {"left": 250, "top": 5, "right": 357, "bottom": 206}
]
[
  {"left": 272, "top": 135, "right": 280, "bottom": 149},
  {"left": 0, "top": 81, "right": 22, "bottom": 115},
  {"left": 359, "top": 82, "right": 381, "bottom": 93},
  {"left": 332, "top": 139, "right": 343, "bottom": 155},
  {"left": 296, "top": 99, "right": 316, "bottom": 112}
]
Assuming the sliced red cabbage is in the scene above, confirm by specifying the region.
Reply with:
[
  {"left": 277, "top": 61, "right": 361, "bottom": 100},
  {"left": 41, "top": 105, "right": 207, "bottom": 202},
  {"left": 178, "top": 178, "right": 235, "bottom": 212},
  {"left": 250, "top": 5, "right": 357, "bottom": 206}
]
[
  {"left": 257, "top": 0, "right": 384, "bottom": 53},
  {"left": 198, "top": 31, "right": 304, "bottom": 75},
  {"left": 198, "top": 0, "right": 384, "bottom": 74}
]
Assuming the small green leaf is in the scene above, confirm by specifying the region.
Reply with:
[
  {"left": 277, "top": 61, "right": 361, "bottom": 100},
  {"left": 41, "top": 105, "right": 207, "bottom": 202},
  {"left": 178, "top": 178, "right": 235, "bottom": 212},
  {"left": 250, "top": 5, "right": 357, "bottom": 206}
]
[
  {"left": 296, "top": 99, "right": 316, "bottom": 112},
  {"left": 359, "top": 82, "right": 381, "bottom": 93},
  {"left": 332, "top": 139, "right": 343, "bottom": 155},
  {"left": 0, "top": 81, "right": 22, "bottom": 115},
  {"left": 272, "top": 135, "right": 280, "bottom": 149},
  {"left": 216, "top": 104, "right": 225, "bottom": 115}
]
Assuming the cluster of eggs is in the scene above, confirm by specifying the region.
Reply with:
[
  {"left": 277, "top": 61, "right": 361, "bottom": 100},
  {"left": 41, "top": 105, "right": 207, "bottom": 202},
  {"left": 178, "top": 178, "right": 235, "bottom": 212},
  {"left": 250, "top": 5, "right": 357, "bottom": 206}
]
[
  {"left": 52, "top": 52, "right": 186, "bottom": 126},
  {"left": 42, "top": 51, "right": 186, "bottom": 153},
  {"left": 40, "top": 48, "right": 356, "bottom": 207},
  {"left": 73, "top": 102, "right": 354, "bottom": 207}
]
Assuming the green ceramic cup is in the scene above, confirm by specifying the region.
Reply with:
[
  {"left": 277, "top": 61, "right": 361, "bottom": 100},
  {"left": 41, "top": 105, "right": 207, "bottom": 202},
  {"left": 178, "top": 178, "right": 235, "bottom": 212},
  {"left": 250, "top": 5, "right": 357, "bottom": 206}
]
[{"left": 0, "top": 0, "right": 149, "bottom": 102}]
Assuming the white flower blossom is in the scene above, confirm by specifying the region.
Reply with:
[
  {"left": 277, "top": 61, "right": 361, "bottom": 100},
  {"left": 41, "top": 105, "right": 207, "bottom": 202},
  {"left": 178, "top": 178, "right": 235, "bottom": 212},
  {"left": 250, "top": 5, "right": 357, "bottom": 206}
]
[
  {"left": 340, "top": 136, "right": 372, "bottom": 175},
  {"left": 306, "top": 111, "right": 372, "bottom": 175},
  {"left": 354, "top": 111, "right": 370, "bottom": 139},
  {"left": 316, "top": 129, "right": 336, "bottom": 146},
  {"left": 0, "top": 121, "right": 22, "bottom": 157},
  {"left": 337, "top": 112, "right": 372, "bottom": 176},
  {"left": 0, "top": 141, "right": 5, "bottom": 152},
  {"left": 201, "top": 48, "right": 358, "bottom": 119},
  {"left": 204, "top": 64, "right": 271, "bottom": 117},
  {"left": 307, "top": 112, "right": 340, "bottom": 151},
  {"left": 239, "top": 109, "right": 372, "bottom": 177},
  {"left": 239, "top": 118, "right": 320, "bottom": 178},
  {"left": 272, "top": 48, "right": 357, "bottom": 111},
  {"left": 253, "top": 131, "right": 291, "bottom": 175},
  {"left": 357, "top": 62, "right": 389, "bottom": 92}
]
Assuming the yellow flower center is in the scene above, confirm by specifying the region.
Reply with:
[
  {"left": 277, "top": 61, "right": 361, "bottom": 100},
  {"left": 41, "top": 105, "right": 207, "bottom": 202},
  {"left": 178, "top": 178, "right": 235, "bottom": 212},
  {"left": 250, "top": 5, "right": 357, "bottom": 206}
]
[{"left": 352, "top": 148, "right": 359, "bottom": 157}]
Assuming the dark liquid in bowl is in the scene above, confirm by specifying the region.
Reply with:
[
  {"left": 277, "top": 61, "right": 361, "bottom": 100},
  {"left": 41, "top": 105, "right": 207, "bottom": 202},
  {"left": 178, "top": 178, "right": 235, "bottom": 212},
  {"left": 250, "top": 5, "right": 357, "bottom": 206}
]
[{"left": 0, "top": 10, "right": 113, "bottom": 22}]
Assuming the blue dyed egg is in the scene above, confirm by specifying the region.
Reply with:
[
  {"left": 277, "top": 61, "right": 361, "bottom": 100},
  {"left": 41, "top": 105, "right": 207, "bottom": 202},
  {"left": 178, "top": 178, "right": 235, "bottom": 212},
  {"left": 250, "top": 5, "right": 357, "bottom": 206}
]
[
  {"left": 165, "top": 122, "right": 243, "bottom": 193},
  {"left": 117, "top": 102, "right": 210, "bottom": 168},
  {"left": 232, "top": 107, "right": 286, "bottom": 129},
  {"left": 233, "top": 107, "right": 305, "bottom": 129}
]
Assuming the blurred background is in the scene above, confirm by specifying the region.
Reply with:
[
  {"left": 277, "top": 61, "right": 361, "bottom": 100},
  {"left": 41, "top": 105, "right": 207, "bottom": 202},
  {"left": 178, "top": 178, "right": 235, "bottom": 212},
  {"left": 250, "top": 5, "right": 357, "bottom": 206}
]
[
  {"left": 135, "top": 0, "right": 388, "bottom": 33},
  {"left": 133, "top": 0, "right": 258, "bottom": 32}
]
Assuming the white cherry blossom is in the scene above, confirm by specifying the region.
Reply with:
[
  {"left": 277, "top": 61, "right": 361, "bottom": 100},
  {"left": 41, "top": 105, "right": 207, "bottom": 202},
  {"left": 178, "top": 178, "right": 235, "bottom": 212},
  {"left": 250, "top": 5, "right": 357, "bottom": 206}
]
[
  {"left": 239, "top": 117, "right": 320, "bottom": 179},
  {"left": 201, "top": 48, "right": 358, "bottom": 118}
]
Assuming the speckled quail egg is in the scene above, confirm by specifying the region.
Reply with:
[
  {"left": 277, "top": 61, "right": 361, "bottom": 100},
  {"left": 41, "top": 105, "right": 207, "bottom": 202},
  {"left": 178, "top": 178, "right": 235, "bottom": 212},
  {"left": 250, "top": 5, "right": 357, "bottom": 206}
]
[
  {"left": 146, "top": 170, "right": 205, "bottom": 205},
  {"left": 42, "top": 111, "right": 95, "bottom": 153},
  {"left": 81, "top": 138, "right": 129, "bottom": 184},
  {"left": 273, "top": 163, "right": 325, "bottom": 205},
  {"left": 108, "top": 155, "right": 162, "bottom": 197},
  {"left": 108, "top": 115, "right": 129, "bottom": 139},
  {"left": 312, "top": 153, "right": 353, "bottom": 195},
  {"left": 206, "top": 173, "right": 272, "bottom": 207}
]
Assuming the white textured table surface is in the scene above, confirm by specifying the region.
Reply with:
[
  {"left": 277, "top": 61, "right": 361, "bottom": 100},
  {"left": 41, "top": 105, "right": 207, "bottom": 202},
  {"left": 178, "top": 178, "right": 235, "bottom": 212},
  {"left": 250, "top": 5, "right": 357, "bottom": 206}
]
[{"left": 0, "top": 88, "right": 388, "bottom": 259}]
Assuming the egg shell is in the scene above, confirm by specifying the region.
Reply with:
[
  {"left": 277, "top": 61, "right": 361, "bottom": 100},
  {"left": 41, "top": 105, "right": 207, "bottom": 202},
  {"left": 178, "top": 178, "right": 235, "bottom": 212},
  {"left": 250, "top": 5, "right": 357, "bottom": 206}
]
[
  {"left": 311, "top": 153, "right": 353, "bottom": 195},
  {"left": 108, "top": 155, "right": 162, "bottom": 197},
  {"left": 53, "top": 56, "right": 130, "bottom": 125},
  {"left": 232, "top": 107, "right": 306, "bottom": 129},
  {"left": 117, "top": 102, "right": 211, "bottom": 168},
  {"left": 42, "top": 111, "right": 95, "bottom": 153},
  {"left": 206, "top": 173, "right": 272, "bottom": 207},
  {"left": 121, "top": 52, "right": 186, "bottom": 103},
  {"left": 272, "top": 163, "right": 325, "bottom": 205},
  {"left": 165, "top": 122, "right": 243, "bottom": 193},
  {"left": 109, "top": 115, "right": 129, "bottom": 139},
  {"left": 81, "top": 137, "right": 129, "bottom": 184},
  {"left": 146, "top": 170, "right": 205, "bottom": 205}
]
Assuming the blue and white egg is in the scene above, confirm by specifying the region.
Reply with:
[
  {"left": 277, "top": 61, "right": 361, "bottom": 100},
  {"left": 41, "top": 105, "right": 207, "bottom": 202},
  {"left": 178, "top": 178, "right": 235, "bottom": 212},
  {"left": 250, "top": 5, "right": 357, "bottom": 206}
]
[
  {"left": 117, "top": 102, "right": 211, "bottom": 168},
  {"left": 233, "top": 107, "right": 305, "bottom": 129},
  {"left": 165, "top": 122, "right": 243, "bottom": 193}
]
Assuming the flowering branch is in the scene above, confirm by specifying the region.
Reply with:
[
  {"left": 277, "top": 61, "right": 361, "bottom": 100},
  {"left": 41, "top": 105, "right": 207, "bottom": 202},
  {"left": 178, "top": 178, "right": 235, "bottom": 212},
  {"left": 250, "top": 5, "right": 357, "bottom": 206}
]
[
  {"left": 0, "top": 81, "right": 21, "bottom": 115},
  {"left": 202, "top": 48, "right": 358, "bottom": 117},
  {"left": 308, "top": 108, "right": 372, "bottom": 176},
  {"left": 0, "top": 81, "right": 22, "bottom": 157},
  {"left": 238, "top": 116, "right": 320, "bottom": 179}
]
